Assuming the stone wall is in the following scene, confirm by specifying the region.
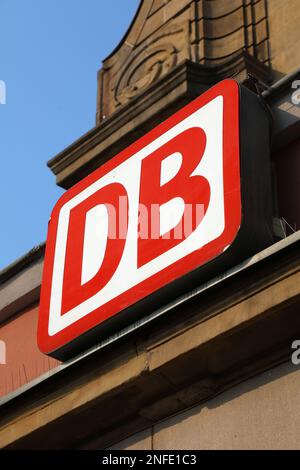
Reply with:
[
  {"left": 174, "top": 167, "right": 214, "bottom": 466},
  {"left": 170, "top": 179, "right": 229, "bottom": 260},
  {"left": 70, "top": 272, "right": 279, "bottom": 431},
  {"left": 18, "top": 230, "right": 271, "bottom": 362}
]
[{"left": 109, "top": 361, "right": 300, "bottom": 450}]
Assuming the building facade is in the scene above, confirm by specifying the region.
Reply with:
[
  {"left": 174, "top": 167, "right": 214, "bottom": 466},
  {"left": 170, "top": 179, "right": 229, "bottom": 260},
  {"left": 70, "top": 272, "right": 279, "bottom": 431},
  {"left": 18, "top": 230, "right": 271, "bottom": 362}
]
[{"left": 1, "top": 0, "right": 300, "bottom": 449}]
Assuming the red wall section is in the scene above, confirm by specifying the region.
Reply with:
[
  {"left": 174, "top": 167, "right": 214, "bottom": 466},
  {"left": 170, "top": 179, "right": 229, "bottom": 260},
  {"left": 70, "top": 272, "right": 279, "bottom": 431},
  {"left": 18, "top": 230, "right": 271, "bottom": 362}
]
[{"left": 0, "top": 305, "right": 60, "bottom": 398}]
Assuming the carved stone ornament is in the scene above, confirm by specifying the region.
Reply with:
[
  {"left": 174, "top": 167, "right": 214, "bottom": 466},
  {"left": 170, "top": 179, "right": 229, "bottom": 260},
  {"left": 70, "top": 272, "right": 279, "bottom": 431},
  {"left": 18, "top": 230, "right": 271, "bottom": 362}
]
[
  {"left": 96, "top": 0, "right": 271, "bottom": 123},
  {"left": 115, "top": 42, "right": 178, "bottom": 106}
]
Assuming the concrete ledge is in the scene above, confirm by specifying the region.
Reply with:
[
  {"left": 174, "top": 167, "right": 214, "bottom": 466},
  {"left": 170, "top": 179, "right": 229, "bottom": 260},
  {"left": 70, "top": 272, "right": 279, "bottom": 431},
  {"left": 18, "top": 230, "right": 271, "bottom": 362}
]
[
  {"left": 0, "top": 246, "right": 44, "bottom": 324},
  {"left": 48, "top": 57, "right": 269, "bottom": 189},
  {"left": 1, "top": 235, "right": 300, "bottom": 448}
]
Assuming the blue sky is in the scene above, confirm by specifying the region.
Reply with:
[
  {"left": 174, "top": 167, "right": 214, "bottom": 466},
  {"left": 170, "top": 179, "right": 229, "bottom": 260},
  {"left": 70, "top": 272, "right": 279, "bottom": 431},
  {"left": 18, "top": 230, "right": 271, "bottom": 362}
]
[{"left": 0, "top": 0, "right": 139, "bottom": 269}]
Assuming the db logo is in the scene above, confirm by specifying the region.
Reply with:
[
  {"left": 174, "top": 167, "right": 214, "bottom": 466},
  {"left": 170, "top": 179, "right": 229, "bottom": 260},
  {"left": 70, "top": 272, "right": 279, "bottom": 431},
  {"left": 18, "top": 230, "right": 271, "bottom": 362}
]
[{"left": 39, "top": 79, "right": 271, "bottom": 359}]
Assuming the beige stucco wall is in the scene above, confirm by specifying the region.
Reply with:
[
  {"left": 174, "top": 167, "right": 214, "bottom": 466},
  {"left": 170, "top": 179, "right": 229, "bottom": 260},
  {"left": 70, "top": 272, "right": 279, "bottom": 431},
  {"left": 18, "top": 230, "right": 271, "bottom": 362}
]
[
  {"left": 111, "top": 361, "right": 300, "bottom": 450},
  {"left": 268, "top": 0, "right": 300, "bottom": 78}
]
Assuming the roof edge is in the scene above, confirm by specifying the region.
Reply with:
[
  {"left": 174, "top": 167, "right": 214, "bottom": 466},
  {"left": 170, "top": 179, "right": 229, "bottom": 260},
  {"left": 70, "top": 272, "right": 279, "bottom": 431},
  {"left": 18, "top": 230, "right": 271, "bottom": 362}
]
[
  {"left": 102, "top": 0, "right": 143, "bottom": 62},
  {"left": 0, "top": 243, "right": 45, "bottom": 286}
]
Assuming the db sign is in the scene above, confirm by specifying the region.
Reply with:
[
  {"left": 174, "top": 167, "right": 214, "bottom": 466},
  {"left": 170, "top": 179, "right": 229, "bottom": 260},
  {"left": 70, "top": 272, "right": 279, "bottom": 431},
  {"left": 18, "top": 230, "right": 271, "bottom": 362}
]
[{"left": 38, "top": 80, "right": 273, "bottom": 359}]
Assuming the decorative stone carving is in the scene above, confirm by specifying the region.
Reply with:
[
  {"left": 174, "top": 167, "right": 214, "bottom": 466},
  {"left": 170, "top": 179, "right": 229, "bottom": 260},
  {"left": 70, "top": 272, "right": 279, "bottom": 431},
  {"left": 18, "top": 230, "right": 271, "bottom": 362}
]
[
  {"left": 114, "top": 25, "right": 185, "bottom": 107},
  {"left": 96, "top": 0, "right": 271, "bottom": 124},
  {"left": 96, "top": 1, "right": 194, "bottom": 123}
]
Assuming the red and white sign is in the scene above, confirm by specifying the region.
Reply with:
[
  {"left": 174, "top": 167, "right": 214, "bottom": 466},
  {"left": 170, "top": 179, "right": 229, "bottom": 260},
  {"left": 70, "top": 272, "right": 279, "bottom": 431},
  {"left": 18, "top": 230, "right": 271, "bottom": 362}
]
[{"left": 38, "top": 79, "right": 241, "bottom": 358}]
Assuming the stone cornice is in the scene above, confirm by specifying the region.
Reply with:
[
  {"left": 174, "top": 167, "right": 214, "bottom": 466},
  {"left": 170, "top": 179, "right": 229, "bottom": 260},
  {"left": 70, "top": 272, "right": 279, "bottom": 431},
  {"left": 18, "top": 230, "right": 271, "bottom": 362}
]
[
  {"left": 0, "top": 245, "right": 44, "bottom": 324},
  {"left": 1, "top": 232, "right": 300, "bottom": 448},
  {"left": 0, "top": 244, "right": 44, "bottom": 286},
  {"left": 48, "top": 56, "right": 271, "bottom": 189}
]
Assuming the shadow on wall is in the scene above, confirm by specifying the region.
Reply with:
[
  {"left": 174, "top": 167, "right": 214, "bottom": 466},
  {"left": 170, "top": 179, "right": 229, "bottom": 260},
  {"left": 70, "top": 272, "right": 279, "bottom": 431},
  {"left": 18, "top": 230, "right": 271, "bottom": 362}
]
[{"left": 153, "top": 360, "right": 300, "bottom": 449}]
